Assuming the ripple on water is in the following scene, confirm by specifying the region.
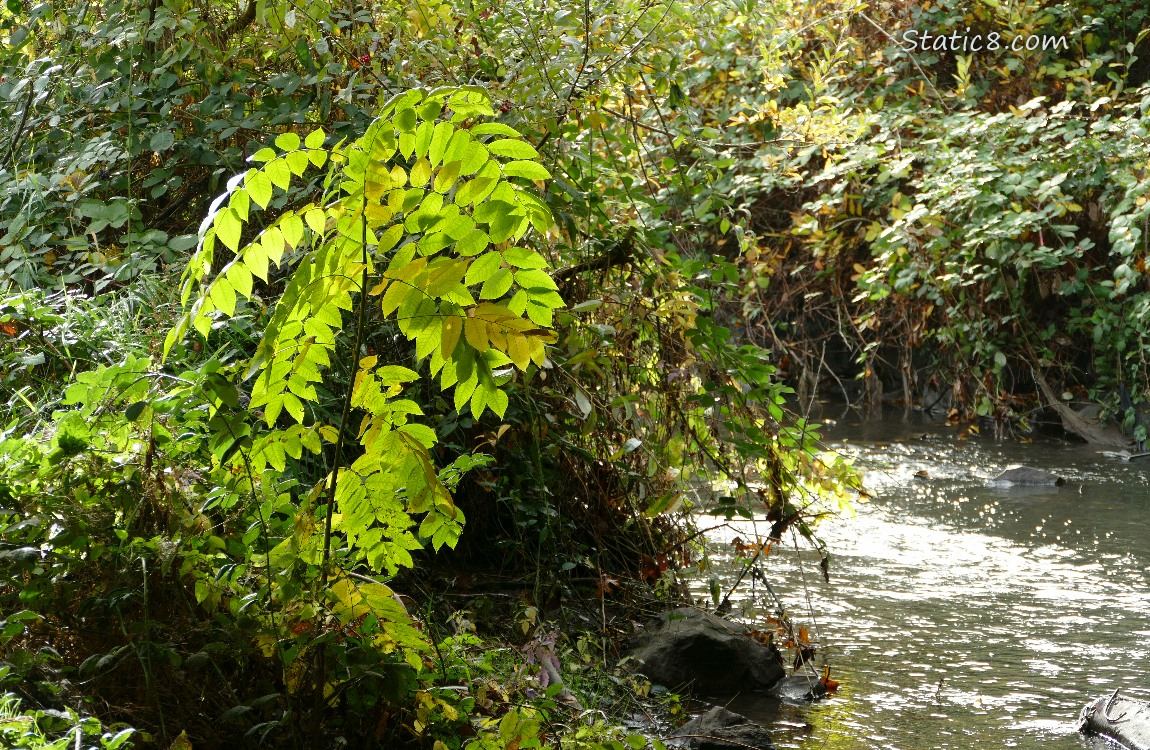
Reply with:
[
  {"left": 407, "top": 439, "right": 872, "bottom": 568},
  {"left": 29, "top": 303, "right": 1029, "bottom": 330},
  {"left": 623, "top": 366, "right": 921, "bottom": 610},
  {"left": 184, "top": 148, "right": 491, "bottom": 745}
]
[{"left": 691, "top": 413, "right": 1150, "bottom": 749}]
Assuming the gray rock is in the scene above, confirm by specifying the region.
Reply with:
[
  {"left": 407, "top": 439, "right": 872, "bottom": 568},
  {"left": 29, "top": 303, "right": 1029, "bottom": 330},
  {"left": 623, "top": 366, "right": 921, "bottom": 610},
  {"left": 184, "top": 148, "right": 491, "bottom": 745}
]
[
  {"left": 670, "top": 706, "right": 774, "bottom": 750},
  {"left": 769, "top": 673, "right": 826, "bottom": 702},
  {"left": 992, "top": 466, "right": 1064, "bottom": 486},
  {"left": 625, "top": 608, "right": 785, "bottom": 695},
  {"left": 1080, "top": 691, "right": 1150, "bottom": 750}
]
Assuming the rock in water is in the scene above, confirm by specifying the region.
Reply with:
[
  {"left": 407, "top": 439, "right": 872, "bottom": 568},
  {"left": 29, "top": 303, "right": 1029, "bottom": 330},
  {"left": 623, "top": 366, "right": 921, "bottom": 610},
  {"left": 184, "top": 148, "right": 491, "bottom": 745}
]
[
  {"left": 1080, "top": 691, "right": 1150, "bottom": 750},
  {"left": 992, "top": 466, "right": 1065, "bottom": 486},
  {"left": 670, "top": 706, "right": 775, "bottom": 750},
  {"left": 624, "top": 608, "right": 785, "bottom": 694},
  {"left": 770, "top": 673, "right": 827, "bottom": 702}
]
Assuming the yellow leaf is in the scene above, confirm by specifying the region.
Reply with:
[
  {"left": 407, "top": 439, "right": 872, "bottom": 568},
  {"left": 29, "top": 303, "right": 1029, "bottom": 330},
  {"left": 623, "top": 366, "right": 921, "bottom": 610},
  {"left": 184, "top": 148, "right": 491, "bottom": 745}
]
[
  {"left": 442, "top": 315, "right": 462, "bottom": 358},
  {"left": 365, "top": 203, "right": 393, "bottom": 225},
  {"left": 507, "top": 333, "right": 530, "bottom": 370},
  {"left": 254, "top": 633, "right": 278, "bottom": 658},
  {"left": 410, "top": 158, "right": 432, "bottom": 187},
  {"left": 464, "top": 317, "right": 489, "bottom": 351},
  {"left": 488, "top": 324, "right": 506, "bottom": 351},
  {"left": 285, "top": 656, "right": 308, "bottom": 694},
  {"left": 382, "top": 281, "right": 412, "bottom": 316},
  {"left": 387, "top": 256, "right": 428, "bottom": 283},
  {"left": 527, "top": 335, "right": 546, "bottom": 365}
]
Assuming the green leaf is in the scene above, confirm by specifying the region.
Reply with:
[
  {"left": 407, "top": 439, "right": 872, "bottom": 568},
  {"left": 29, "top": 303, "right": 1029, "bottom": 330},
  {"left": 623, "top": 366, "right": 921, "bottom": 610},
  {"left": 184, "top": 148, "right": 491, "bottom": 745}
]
[
  {"left": 429, "top": 121, "right": 454, "bottom": 166},
  {"left": 434, "top": 161, "right": 461, "bottom": 193},
  {"left": 488, "top": 213, "right": 522, "bottom": 244},
  {"left": 245, "top": 171, "right": 274, "bottom": 210},
  {"left": 425, "top": 258, "right": 468, "bottom": 297},
  {"left": 470, "top": 122, "right": 522, "bottom": 137},
  {"left": 305, "top": 208, "right": 326, "bottom": 235},
  {"left": 525, "top": 300, "right": 553, "bottom": 326},
  {"left": 474, "top": 199, "right": 513, "bottom": 225},
  {"left": 281, "top": 213, "right": 304, "bottom": 248},
  {"left": 381, "top": 281, "right": 412, "bottom": 316},
  {"left": 460, "top": 143, "right": 490, "bottom": 176},
  {"left": 470, "top": 378, "right": 492, "bottom": 417},
  {"left": 454, "top": 373, "right": 478, "bottom": 411},
  {"left": 480, "top": 268, "right": 514, "bottom": 299},
  {"left": 488, "top": 387, "right": 508, "bottom": 418},
  {"left": 455, "top": 228, "right": 489, "bottom": 256},
  {"left": 210, "top": 277, "right": 237, "bottom": 316},
  {"left": 305, "top": 127, "right": 326, "bottom": 149},
  {"left": 150, "top": 130, "right": 175, "bottom": 152},
  {"left": 266, "top": 158, "right": 292, "bottom": 191},
  {"left": 395, "top": 107, "right": 417, "bottom": 133},
  {"left": 508, "top": 290, "right": 527, "bottom": 315},
  {"left": 418, "top": 99, "right": 444, "bottom": 122},
  {"left": 399, "top": 132, "right": 416, "bottom": 159},
  {"left": 275, "top": 132, "right": 302, "bottom": 151},
  {"left": 415, "top": 121, "right": 434, "bottom": 159},
  {"left": 216, "top": 209, "right": 243, "bottom": 252},
  {"left": 515, "top": 268, "right": 558, "bottom": 291},
  {"left": 125, "top": 401, "right": 147, "bottom": 421},
  {"left": 378, "top": 363, "right": 426, "bottom": 393},
  {"left": 503, "top": 247, "right": 548, "bottom": 268},
  {"left": 378, "top": 224, "right": 404, "bottom": 252},
  {"left": 283, "top": 393, "right": 305, "bottom": 423},
  {"left": 399, "top": 423, "right": 437, "bottom": 447},
  {"left": 226, "top": 262, "right": 254, "bottom": 299},
  {"left": 443, "top": 130, "right": 473, "bottom": 164},
  {"left": 231, "top": 189, "right": 250, "bottom": 222},
  {"left": 286, "top": 150, "right": 311, "bottom": 176},
  {"left": 442, "top": 214, "right": 476, "bottom": 240},
  {"left": 502, "top": 161, "right": 551, "bottom": 181},
  {"left": 487, "top": 139, "right": 539, "bottom": 159},
  {"left": 529, "top": 289, "right": 564, "bottom": 307},
  {"left": 455, "top": 176, "right": 493, "bottom": 206},
  {"left": 465, "top": 251, "right": 503, "bottom": 285}
]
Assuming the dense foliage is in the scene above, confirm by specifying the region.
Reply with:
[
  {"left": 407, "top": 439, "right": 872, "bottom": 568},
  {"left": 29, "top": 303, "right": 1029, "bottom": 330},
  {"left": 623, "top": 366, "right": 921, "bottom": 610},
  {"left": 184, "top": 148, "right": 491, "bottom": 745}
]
[{"left": 3, "top": 0, "right": 1149, "bottom": 746}]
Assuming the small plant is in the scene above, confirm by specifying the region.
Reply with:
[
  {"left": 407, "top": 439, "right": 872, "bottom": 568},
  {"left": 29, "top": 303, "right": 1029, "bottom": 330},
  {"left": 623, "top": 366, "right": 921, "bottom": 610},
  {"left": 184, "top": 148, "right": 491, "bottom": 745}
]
[
  {"left": 0, "top": 690, "right": 133, "bottom": 750},
  {"left": 161, "top": 84, "right": 566, "bottom": 732}
]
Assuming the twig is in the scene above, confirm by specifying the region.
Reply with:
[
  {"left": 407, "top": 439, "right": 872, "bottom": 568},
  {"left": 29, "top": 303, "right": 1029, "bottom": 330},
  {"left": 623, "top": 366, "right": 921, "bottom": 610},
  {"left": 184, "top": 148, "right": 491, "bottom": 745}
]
[
  {"left": 4, "top": 82, "right": 36, "bottom": 164},
  {"left": 856, "top": 12, "right": 951, "bottom": 114}
]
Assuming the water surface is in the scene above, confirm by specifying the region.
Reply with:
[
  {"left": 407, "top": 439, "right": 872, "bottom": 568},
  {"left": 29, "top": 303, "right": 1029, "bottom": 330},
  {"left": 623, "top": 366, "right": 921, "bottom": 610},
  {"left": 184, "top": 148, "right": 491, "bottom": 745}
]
[{"left": 693, "top": 408, "right": 1150, "bottom": 748}]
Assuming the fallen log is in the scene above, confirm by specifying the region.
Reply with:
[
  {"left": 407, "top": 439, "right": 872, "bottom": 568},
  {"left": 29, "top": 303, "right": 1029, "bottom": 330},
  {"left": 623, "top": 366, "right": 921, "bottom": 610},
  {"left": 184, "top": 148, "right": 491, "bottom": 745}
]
[
  {"left": 1079, "top": 689, "right": 1150, "bottom": 750},
  {"left": 1032, "top": 368, "right": 1132, "bottom": 448}
]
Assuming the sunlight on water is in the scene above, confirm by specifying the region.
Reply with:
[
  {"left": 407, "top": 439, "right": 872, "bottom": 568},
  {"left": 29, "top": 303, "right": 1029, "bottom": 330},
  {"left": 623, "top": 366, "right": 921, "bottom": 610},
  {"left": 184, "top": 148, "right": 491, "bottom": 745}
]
[{"left": 691, "top": 411, "right": 1150, "bottom": 749}]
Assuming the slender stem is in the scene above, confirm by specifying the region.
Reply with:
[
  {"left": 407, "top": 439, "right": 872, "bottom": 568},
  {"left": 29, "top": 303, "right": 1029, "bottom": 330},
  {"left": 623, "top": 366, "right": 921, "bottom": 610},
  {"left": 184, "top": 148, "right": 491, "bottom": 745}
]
[
  {"left": 311, "top": 177, "right": 368, "bottom": 727},
  {"left": 319, "top": 211, "right": 371, "bottom": 590}
]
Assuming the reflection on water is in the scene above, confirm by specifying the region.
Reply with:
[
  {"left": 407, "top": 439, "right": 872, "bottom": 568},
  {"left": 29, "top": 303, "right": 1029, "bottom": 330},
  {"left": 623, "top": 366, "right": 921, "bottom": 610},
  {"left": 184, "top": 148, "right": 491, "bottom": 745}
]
[{"left": 691, "top": 409, "right": 1150, "bottom": 749}]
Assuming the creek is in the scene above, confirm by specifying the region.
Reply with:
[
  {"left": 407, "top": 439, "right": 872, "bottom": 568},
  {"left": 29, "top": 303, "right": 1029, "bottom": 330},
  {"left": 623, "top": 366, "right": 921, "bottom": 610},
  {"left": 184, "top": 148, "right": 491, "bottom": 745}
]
[{"left": 691, "top": 407, "right": 1150, "bottom": 749}]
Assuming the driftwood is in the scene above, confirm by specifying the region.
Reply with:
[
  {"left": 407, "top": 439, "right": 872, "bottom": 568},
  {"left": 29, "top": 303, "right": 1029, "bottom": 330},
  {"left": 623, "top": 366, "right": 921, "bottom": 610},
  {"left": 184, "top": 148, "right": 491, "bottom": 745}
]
[
  {"left": 1031, "top": 368, "right": 1132, "bottom": 448},
  {"left": 1079, "top": 689, "right": 1150, "bottom": 750}
]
